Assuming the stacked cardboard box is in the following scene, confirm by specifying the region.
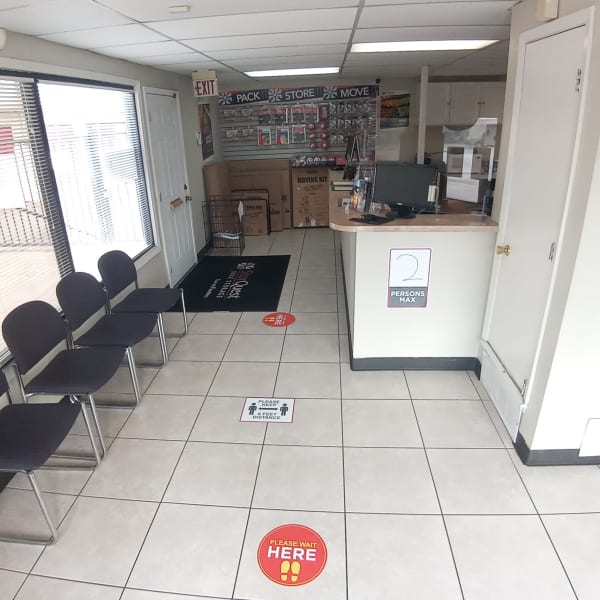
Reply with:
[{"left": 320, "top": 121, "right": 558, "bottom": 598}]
[
  {"left": 203, "top": 160, "right": 292, "bottom": 231},
  {"left": 231, "top": 190, "right": 270, "bottom": 236}
]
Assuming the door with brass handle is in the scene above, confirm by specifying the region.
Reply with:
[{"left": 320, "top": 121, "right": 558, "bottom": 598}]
[{"left": 496, "top": 244, "right": 511, "bottom": 256}]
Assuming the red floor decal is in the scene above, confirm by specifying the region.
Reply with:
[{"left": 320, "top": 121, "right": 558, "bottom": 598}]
[
  {"left": 257, "top": 524, "right": 327, "bottom": 586},
  {"left": 262, "top": 312, "right": 296, "bottom": 327}
]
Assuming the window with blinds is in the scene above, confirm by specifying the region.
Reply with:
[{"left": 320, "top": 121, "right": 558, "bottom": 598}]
[{"left": 0, "top": 75, "right": 153, "bottom": 361}]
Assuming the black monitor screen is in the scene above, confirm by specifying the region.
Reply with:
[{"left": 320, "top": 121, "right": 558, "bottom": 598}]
[{"left": 370, "top": 162, "right": 438, "bottom": 214}]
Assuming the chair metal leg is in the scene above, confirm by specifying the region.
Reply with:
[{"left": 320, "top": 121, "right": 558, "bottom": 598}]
[
  {"left": 164, "top": 289, "right": 188, "bottom": 338},
  {"left": 156, "top": 313, "right": 168, "bottom": 366},
  {"left": 86, "top": 394, "right": 106, "bottom": 457},
  {"left": 126, "top": 346, "right": 142, "bottom": 406},
  {"left": 78, "top": 398, "right": 102, "bottom": 464},
  {"left": 180, "top": 290, "right": 189, "bottom": 335},
  {"left": 0, "top": 471, "right": 59, "bottom": 545},
  {"left": 27, "top": 471, "right": 58, "bottom": 544}
]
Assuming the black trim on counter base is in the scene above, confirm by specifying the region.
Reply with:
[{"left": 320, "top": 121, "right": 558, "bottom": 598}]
[
  {"left": 515, "top": 433, "right": 600, "bottom": 466},
  {"left": 350, "top": 356, "right": 482, "bottom": 372}
]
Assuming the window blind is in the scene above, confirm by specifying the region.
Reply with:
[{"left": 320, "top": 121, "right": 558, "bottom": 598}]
[{"left": 0, "top": 77, "right": 72, "bottom": 362}]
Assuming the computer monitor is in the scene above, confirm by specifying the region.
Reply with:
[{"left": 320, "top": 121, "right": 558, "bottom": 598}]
[{"left": 369, "top": 162, "right": 439, "bottom": 218}]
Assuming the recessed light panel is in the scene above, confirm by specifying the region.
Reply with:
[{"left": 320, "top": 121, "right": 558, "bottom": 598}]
[{"left": 351, "top": 40, "right": 498, "bottom": 52}]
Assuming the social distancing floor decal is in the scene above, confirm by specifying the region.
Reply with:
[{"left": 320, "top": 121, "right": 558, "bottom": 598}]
[
  {"left": 257, "top": 524, "right": 327, "bottom": 586},
  {"left": 241, "top": 398, "right": 295, "bottom": 423},
  {"left": 262, "top": 312, "right": 296, "bottom": 327}
]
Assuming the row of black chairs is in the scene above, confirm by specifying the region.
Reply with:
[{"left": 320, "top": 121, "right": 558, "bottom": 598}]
[{"left": 0, "top": 250, "right": 188, "bottom": 544}]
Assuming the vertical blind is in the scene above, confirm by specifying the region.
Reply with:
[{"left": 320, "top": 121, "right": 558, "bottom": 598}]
[{"left": 0, "top": 75, "right": 154, "bottom": 361}]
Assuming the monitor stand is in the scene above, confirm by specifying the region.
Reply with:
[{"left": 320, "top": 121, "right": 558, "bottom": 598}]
[{"left": 388, "top": 204, "right": 415, "bottom": 219}]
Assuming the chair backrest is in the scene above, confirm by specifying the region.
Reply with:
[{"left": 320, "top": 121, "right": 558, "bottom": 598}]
[
  {"left": 2, "top": 301, "right": 68, "bottom": 375},
  {"left": 97, "top": 250, "right": 138, "bottom": 300},
  {"left": 56, "top": 272, "right": 108, "bottom": 331}
]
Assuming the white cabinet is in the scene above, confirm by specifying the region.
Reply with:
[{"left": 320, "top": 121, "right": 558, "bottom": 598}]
[{"left": 426, "top": 82, "right": 505, "bottom": 126}]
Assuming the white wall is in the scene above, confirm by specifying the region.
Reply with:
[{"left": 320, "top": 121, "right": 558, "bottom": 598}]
[
  {"left": 0, "top": 30, "right": 208, "bottom": 287},
  {"left": 492, "top": 0, "right": 600, "bottom": 450},
  {"left": 351, "top": 230, "right": 495, "bottom": 359}
]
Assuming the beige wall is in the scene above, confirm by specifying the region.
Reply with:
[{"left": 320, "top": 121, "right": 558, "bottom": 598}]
[{"left": 0, "top": 30, "right": 209, "bottom": 288}]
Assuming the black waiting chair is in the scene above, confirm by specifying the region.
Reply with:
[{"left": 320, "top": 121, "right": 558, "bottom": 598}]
[
  {"left": 0, "top": 370, "right": 80, "bottom": 544},
  {"left": 2, "top": 301, "right": 126, "bottom": 464},
  {"left": 56, "top": 272, "right": 158, "bottom": 407},
  {"left": 97, "top": 250, "right": 188, "bottom": 366}
]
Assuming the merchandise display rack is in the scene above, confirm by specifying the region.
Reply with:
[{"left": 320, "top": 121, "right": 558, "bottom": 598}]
[{"left": 206, "top": 195, "right": 245, "bottom": 255}]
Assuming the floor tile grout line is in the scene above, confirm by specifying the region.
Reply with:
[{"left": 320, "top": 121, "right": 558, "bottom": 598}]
[
  {"left": 505, "top": 447, "right": 581, "bottom": 599},
  {"left": 118, "top": 392, "right": 212, "bottom": 596},
  {"left": 230, "top": 413, "right": 269, "bottom": 599},
  {"left": 407, "top": 370, "right": 466, "bottom": 600}
]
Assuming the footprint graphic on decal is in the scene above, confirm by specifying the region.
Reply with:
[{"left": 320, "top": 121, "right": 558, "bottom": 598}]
[
  {"left": 280, "top": 560, "right": 291, "bottom": 582},
  {"left": 290, "top": 560, "right": 301, "bottom": 583}
]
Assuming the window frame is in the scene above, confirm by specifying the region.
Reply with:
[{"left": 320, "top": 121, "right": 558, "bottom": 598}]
[{"left": 0, "top": 68, "right": 161, "bottom": 365}]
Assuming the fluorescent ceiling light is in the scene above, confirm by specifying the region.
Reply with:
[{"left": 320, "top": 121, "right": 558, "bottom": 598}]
[
  {"left": 351, "top": 40, "right": 498, "bottom": 53},
  {"left": 245, "top": 67, "right": 340, "bottom": 77}
]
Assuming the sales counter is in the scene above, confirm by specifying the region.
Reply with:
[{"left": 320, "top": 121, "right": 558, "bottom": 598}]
[{"left": 329, "top": 199, "right": 498, "bottom": 371}]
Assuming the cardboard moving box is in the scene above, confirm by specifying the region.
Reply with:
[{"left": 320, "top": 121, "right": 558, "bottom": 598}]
[
  {"left": 292, "top": 166, "right": 330, "bottom": 228},
  {"left": 204, "top": 160, "right": 292, "bottom": 231}
]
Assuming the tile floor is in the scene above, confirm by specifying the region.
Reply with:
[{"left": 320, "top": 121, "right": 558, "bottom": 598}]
[{"left": 1, "top": 228, "right": 600, "bottom": 599}]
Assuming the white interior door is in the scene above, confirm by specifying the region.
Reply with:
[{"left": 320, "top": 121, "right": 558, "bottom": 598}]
[
  {"left": 145, "top": 89, "right": 196, "bottom": 285},
  {"left": 482, "top": 24, "right": 587, "bottom": 437}
]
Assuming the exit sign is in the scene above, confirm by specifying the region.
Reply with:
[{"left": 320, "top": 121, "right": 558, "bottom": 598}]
[{"left": 192, "top": 70, "right": 218, "bottom": 98}]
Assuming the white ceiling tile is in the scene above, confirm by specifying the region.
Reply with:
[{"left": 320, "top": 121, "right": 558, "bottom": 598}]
[
  {"left": 353, "top": 25, "right": 510, "bottom": 43},
  {"left": 343, "top": 64, "right": 423, "bottom": 77},
  {"left": 41, "top": 24, "right": 168, "bottom": 49},
  {"left": 224, "top": 56, "right": 344, "bottom": 70},
  {"left": 0, "top": 0, "right": 132, "bottom": 36},
  {"left": 155, "top": 62, "right": 233, "bottom": 75},
  {"left": 359, "top": 2, "right": 514, "bottom": 28},
  {"left": 132, "top": 53, "right": 210, "bottom": 65},
  {"left": 345, "top": 50, "right": 472, "bottom": 67},
  {"left": 184, "top": 30, "right": 352, "bottom": 53},
  {"left": 205, "top": 44, "right": 348, "bottom": 61},
  {"left": 95, "top": 41, "right": 193, "bottom": 59},
  {"left": 146, "top": 8, "right": 358, "bottom": 39},
  {"left": 96, "top": 0, "right": 358, "bottom": 22}
]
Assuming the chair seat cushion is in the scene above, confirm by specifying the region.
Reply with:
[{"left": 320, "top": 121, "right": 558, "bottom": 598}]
[
  {"left": 76, "top": 313, "right": 157, "bottom": 348},
  {"left": 112, "top": 288, "right": 182, "bottom": 314},
  {"left": 25, "top": 347, "right": 125, "bottom": 395},
  {"left": 0, "top": 397, "right": 80, "bottom": 471}
]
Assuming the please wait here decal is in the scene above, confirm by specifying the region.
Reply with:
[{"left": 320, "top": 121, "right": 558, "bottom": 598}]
[{"left": 257, "top": 524, "right": 328, "bottom": 586}]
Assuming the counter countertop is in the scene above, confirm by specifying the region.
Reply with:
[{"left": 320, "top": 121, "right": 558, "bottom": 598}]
[{"left": 329, "top": 198, "right": 499, "bottom": 232}]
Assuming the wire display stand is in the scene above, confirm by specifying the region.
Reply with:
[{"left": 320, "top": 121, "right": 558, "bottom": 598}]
[{"left": 206, "top": 195, "right": 245, "bottom": 255}]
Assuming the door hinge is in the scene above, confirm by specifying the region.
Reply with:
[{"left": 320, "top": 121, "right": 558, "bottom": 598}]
[
  {"left": 575, "top": 68, "right": 583, "bottom": 92},
  {"left": 548, "top": 242, "right": 556, "bottom": 262},
  {"left": 521, "top": 378, "right": 528, "bottom": 398},
  {"left": 159, "top": 192, "right": 163, "bottom": 203}
]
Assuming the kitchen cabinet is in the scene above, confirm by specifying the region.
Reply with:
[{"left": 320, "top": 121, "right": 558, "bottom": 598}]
[{"left": 426, "top": 82, "right": 505, "bottom": 126}]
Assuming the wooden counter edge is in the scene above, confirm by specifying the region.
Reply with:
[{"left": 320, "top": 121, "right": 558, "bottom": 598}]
[{"left": 329, "top": 199, "right": 499, "bottom": 233}]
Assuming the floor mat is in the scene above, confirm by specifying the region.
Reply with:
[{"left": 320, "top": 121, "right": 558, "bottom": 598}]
[{"left": 171, "top": 255, "right": 290, "bottom": 312}]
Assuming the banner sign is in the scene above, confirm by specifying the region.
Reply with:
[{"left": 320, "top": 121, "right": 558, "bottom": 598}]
[
  {"left": 219, "top": 84, "right": 378, "bottom": 106},
  {"left": 388, "top": 248, "right": 432, "bottom": 308}
]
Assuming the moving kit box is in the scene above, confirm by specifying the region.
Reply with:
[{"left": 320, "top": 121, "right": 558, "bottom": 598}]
[{"left": 292, "top": 166, "right": 330, "bottom": 227}]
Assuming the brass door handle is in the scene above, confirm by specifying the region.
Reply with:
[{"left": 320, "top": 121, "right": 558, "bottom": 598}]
[{"left": 496, "top": 244, "right": 511, "bottom": 256}]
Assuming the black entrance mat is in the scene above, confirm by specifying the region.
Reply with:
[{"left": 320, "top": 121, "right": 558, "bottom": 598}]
[{"left": 171, "top": 255, "right": 290, "bottom": 312}]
